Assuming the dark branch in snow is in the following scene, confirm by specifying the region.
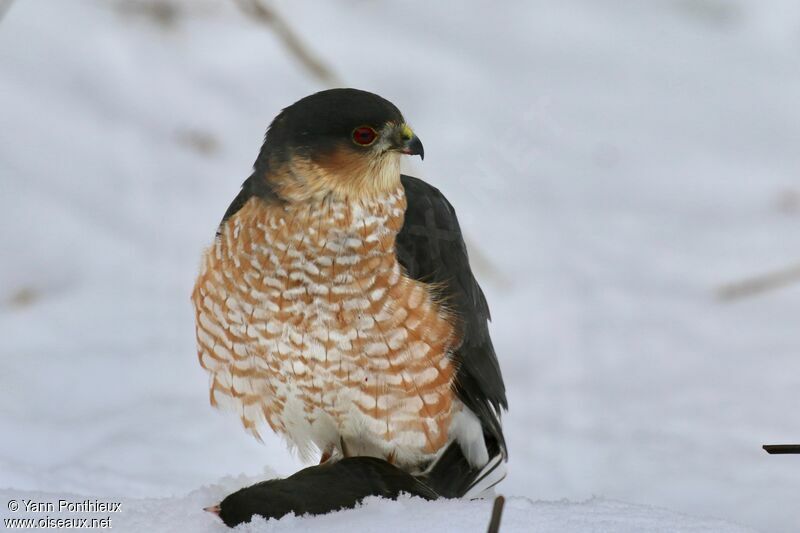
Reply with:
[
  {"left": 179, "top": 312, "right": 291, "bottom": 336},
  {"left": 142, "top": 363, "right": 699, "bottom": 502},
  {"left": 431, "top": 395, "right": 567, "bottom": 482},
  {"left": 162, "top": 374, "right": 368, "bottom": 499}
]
[
  {"left": 763, "top": 444, "right": 800, "bottom": 454},
  {"left": 487, "top": 495, "right": 506, "bottom": 533}
]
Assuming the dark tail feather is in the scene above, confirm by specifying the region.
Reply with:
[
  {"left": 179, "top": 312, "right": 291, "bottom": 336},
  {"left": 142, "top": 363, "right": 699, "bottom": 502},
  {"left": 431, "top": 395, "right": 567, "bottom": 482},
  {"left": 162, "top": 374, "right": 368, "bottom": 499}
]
[{"left": 419, "top": 437, "right": 505, "bottom": 499}]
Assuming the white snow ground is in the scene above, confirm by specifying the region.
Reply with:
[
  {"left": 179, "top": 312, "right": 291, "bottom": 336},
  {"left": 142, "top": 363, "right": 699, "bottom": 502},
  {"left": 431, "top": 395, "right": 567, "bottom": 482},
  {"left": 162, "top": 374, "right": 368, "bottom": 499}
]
[
  {"left": 1, "top": 0, "right": 798, "bottom": 531},
  {"left": 0, "top": 487, "right": 755, "bottom": 533}
]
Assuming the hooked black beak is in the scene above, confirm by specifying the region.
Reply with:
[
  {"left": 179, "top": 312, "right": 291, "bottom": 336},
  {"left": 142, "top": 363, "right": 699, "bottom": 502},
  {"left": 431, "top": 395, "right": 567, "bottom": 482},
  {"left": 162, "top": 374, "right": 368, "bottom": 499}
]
[
  {"left": 403, "top": 135, "right": 424, "bottom": 160},
  {"left": 396, "top": 124, "right": 424, "bottom": 160}
]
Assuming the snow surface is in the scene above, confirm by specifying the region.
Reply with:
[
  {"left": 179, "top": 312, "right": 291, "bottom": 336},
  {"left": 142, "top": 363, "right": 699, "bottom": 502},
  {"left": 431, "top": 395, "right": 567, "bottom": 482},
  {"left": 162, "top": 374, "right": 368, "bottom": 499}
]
[
  {"left": 1, "top": 0, "right": 799, "bottom": 531},
  {"left": 0, "top": 486, "right": 755, "bottom": 533}
]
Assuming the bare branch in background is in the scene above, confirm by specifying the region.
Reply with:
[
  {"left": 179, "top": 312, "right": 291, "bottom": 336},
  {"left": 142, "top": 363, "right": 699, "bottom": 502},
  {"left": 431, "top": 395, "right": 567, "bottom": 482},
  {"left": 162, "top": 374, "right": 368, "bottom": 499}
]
[
  {"left": 716, "top": 262, "right": 800, "bottom": 301},
  {"left": 175, "top": 128, "right": 221, "bottom": 156},
  {"left": 774, "top": 188, "right": 800, "bottom": 214},
  {"left": 115, "top": 0, "right": 182, "bottom": 29},
  {"left": 8, "top": 287, "right": 38, "bottom": 309},
  {"left": 111, "top": 1, "right": 222, "bottom": 30},
  {"left": 0, "top": 0, "right": 15, "bottom": 23},
  {"left": 232, "top": 0, "right": 342, "bottom": 87}
]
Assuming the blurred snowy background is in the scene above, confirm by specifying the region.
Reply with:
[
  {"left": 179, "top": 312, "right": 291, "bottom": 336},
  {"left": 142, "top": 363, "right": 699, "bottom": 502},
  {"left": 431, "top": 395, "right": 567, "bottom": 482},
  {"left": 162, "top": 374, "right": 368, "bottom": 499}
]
[{"left": 1, "top": 0, "right": 799, "bottom": 531}]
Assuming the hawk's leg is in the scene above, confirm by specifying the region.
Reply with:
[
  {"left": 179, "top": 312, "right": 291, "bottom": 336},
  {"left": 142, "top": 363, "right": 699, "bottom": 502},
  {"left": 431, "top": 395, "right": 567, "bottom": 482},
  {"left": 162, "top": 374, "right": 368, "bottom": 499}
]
[{"left": 340, "top": 436, "right": 351, "bottom": 458}]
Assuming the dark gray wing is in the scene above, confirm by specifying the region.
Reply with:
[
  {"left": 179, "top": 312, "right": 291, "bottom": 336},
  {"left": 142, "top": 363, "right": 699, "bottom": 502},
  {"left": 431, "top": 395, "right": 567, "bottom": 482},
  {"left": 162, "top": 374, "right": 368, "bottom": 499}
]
[{"left": 396, "top": 174, "right": 507, "bottom": 457}]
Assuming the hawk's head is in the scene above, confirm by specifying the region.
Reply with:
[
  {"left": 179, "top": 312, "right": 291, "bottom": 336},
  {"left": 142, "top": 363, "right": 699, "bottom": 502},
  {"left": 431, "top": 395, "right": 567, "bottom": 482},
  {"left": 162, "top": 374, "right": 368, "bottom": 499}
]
[{"left": 253, "top": 89, "right": 424, "bottom": 202}]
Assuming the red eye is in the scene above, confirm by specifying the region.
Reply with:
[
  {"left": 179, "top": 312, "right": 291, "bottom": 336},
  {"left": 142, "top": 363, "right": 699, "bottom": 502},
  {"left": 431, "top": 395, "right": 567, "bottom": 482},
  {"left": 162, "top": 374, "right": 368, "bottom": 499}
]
[{"left": 352, "top": 126, "right": 377, "bottom": 146}]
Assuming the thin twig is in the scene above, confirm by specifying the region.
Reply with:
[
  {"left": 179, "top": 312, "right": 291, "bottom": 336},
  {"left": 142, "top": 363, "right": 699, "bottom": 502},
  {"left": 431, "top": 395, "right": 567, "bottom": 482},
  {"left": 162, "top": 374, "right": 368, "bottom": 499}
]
[
  {"left": 486, "top": 495, "right": 506, "bottom": 533},
  {"left": 763, "top": 444, "right": 800, "bottom": 454},
  {"left": 715, "top": 262, "right": 800, "bottom": 301},
  {"left": 232, "top": 0, "right": 341, "bottom": 87},
  {"left": 0, "top": 0, "right": 15, "bottom": 23}
]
